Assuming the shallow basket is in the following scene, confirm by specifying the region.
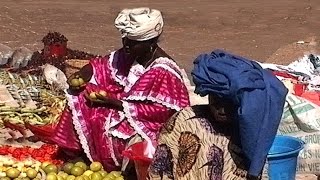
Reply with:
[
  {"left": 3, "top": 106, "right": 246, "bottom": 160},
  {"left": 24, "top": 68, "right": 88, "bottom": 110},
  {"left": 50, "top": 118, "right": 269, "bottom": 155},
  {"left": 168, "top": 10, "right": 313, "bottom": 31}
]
[{"left": 64, "top": 59, "right": 90, "bottom": 78}]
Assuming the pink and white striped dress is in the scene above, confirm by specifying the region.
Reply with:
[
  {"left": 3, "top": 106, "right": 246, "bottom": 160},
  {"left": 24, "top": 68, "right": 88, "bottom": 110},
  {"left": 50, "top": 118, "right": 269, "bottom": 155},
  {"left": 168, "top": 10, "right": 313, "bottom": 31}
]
[{"left": 51, "top": 48, "right": 190, "bottom": 171}]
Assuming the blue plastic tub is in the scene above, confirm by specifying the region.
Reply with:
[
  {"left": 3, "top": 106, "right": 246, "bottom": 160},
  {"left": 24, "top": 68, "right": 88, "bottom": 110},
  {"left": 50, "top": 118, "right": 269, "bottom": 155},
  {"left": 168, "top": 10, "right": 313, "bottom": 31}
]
[{"left": 267, "top": 135, "right": 305, "bottom": 180}]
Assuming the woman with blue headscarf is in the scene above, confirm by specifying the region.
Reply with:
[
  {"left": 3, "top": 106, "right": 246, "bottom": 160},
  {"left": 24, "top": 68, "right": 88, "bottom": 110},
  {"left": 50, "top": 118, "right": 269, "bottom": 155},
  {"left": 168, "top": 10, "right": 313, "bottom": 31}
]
[{"left": 148, "top": 50, "right": 288, "bottom": 180}]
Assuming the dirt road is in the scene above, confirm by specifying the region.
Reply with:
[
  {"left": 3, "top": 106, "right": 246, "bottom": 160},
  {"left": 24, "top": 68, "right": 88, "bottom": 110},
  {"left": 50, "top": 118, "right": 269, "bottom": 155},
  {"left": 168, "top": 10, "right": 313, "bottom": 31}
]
[{"left": 0, "top": 0, "right": 320, "bottom": 76}]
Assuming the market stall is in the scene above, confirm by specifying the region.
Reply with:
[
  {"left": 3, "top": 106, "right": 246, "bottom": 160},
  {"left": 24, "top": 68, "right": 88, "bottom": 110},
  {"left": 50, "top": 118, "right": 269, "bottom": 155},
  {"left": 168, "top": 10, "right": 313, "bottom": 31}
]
[{"left": 0, "top": 32, "right": 124, "bottom": 180}]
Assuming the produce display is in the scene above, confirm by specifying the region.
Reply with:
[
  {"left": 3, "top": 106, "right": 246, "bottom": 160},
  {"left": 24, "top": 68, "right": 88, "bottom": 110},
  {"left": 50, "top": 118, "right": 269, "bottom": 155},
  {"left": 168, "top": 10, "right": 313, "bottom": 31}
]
[
  {"left": 1, "top": 31, "right": 98, "bottom": 75},
  {"left": 0, "top": 144, "right": 62, "bottom": 166},
  {"left": 25, "top": 32, "right": 98, "bottom": 73},
  {"left": 0, "top": 32, "right": 128, "bottom": 180},
  {"left": 0, "top": 148, "right": 124, "bottom": 180},
  {"left": 0, "top": 70, "right": 66, "bottom": 130},
  {"left": 41, "top": 32, "right": 68, "bottom": 46}
]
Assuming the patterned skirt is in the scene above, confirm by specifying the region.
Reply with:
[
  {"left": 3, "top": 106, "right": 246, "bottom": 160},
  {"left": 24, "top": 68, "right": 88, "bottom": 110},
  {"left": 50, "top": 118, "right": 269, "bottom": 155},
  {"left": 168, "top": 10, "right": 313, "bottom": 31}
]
[{"left": 149, "top": 105, "right": 249, "bottom": 180}]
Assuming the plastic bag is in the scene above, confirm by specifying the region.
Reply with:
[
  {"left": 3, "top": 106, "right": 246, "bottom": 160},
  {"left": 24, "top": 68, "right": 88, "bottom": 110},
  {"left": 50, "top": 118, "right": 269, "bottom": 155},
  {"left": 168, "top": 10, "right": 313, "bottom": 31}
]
[
  {"left": 0, "top": 43, "right": 14, "bottom": 65},
  {"left": 20, "top": 47, "right": 33, "bottom": 68},
  {"left": 122, "top": 141, "right": 155, "bottom": 180},
  {"left": 42, "top": 64, "right": 69, "bottom": 90},
  {"left": 9, "top": 47, "right": 33, "bottom": 69},
  {"left": 309, "top": 54, "right": 320, "bottom": 69},
  {"left": 122, "top": 141, "right": 155, "bottom": 162}
]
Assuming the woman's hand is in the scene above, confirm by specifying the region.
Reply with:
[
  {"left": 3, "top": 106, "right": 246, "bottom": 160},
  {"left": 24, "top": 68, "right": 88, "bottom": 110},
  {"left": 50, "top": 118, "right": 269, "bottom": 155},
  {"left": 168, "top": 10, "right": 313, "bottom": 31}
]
[
  {"left": 84, "top": 90, "right": 123, "bottom": 110},
  {"left": 84, "top": 90, "right": 107, "bottom": 104},
  {"left": 67, "top": 73, "right": 87, "bottom": 90},
  {"left": 67, "top": 64, "right": 93, "bottom": 91}
]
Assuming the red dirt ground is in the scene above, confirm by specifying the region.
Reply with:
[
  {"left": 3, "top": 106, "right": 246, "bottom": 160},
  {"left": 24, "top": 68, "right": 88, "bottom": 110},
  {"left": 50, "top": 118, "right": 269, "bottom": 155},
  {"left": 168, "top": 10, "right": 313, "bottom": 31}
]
[{"left": 0, "top": 0, "right": 320, "bottom": 77}]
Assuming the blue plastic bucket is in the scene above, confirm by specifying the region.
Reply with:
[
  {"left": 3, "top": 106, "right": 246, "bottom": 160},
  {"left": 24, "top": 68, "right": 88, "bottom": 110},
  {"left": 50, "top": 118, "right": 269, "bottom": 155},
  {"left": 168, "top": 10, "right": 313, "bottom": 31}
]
[{"left": 267, "top": 135, "right": 305, "bottom": 180}]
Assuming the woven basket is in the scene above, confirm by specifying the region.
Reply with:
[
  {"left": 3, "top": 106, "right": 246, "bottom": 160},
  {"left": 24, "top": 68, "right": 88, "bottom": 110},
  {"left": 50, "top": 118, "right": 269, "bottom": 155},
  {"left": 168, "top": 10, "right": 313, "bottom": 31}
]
[{"left": 64, "top": 59, "right": 90, "bottom": 78}]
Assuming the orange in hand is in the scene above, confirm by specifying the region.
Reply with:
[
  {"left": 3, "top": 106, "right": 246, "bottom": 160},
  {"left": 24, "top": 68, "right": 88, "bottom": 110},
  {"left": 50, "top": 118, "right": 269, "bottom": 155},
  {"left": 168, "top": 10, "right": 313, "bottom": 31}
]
[{"left": 98, "top": 90, "right": 107, "bottom": 97}]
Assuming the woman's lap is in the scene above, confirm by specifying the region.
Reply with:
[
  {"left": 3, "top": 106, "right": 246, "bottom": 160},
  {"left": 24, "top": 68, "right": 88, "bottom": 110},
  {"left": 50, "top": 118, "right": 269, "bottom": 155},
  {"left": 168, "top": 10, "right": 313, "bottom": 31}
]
[{"left": 149, "top": 106, "right": 248, "bottom": 180}]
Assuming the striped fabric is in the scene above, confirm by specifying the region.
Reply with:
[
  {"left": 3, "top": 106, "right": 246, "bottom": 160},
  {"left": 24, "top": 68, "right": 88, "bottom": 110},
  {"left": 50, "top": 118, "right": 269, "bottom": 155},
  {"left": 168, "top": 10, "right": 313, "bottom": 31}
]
[{"left": 50, "top": 49, "right": 190, "bottom": 171}]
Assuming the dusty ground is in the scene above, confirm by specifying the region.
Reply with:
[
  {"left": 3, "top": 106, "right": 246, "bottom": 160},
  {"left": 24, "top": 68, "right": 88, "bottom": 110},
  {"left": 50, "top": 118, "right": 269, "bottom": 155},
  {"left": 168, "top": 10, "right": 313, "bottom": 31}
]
[
  {"left": 1, "top": 0, "right": 320, "bottom": 179},
  {"left": 1, "top": 0, "right": 320, "bottom": 76}
]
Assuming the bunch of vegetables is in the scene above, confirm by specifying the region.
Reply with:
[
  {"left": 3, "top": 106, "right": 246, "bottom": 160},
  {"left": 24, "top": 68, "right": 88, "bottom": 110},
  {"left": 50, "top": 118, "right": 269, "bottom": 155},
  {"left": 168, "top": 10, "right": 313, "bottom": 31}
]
[{"left": 0, "top": 91, "right": 66, "bottom": 127}]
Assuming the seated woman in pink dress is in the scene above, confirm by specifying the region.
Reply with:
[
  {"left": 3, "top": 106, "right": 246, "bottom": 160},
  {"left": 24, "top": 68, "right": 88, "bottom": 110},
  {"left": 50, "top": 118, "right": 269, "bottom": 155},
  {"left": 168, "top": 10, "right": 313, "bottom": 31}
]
[{"left": 50, "top": 7, "right": 190, "bottom": 171}]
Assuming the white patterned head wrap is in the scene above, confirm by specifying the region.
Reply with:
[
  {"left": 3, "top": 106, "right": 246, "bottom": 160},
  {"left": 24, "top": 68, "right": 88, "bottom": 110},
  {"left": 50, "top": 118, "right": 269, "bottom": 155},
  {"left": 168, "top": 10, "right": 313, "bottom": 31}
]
[{"left": 114, "top": 7, "right": 164, "bottom": 41}]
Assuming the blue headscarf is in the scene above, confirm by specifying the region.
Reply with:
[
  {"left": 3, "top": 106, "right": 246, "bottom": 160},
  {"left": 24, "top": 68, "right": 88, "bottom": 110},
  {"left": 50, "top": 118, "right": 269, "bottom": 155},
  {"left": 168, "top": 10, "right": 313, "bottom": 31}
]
[{"left": 192, "top": 49, "right": 288, "bottom": 176}]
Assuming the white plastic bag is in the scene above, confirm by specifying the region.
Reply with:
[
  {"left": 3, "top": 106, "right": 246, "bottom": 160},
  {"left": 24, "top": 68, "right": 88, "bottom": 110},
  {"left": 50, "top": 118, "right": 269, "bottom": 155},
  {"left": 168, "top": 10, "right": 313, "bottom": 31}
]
[
  {"left": 0, "top": 44, "right": 14, "bottom": 65},
  {"left": 10, "top": 49, "right": 24, "bottom": 69},
  {"left": 42, "top": 64, "right": 69, "bottom": 90},
  {"left": 287, "top": 55, "right": 315, "bottom": 77},
  {"left": 20, "top": 47, "right": 33, "bottom": 68},
  {"left": 9, "top": 47, "right": 33, "bottom": 69}
]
